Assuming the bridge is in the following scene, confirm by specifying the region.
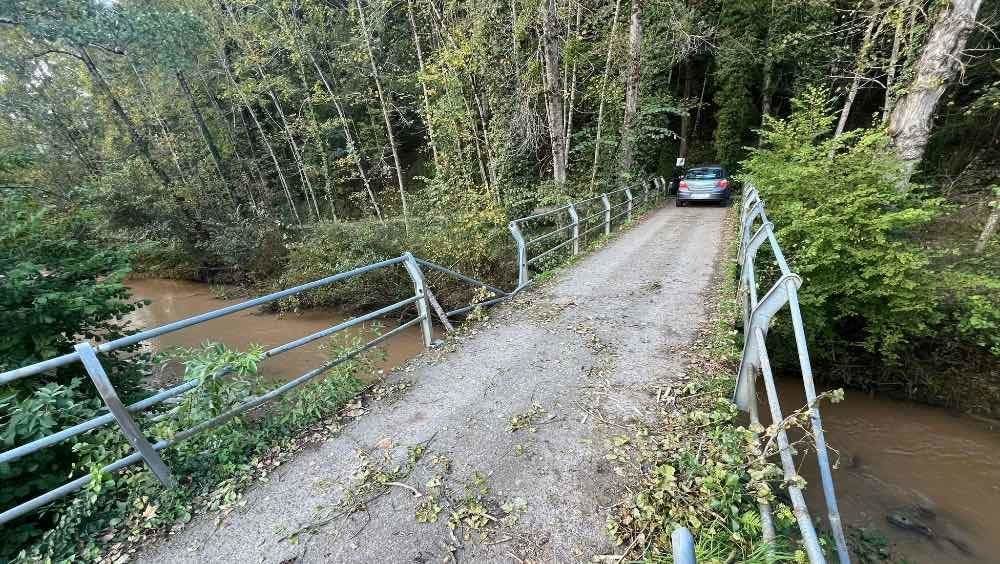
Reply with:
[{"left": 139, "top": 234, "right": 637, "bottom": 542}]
[{"left": 0, "top": 181, "right": 848, "bottom": 563}]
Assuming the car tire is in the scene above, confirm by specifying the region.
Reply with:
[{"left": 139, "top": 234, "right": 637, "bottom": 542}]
[{"left": 675, "top": 199, "right": 685, "bottom": 207}]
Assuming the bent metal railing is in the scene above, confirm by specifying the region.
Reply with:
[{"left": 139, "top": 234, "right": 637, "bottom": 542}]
[
  {"left": 508, "top": 177, "right": 667, "bottom": 287},
  {"left": 0, "top": 176, "right": 670, "bottom": 527},
  {"left": 0, "top": 252, "right": 508, "bottom": 526},
  {"left": 673, "top": 183, "right": 849, "bottom": 563}
]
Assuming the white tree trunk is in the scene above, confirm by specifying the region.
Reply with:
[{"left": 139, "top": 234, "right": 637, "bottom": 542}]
[
  {"left": 406, "top": 0, "right": 440, "bottom": 170},
  {"left": 590, "top": 0, "right": 624, "bottom": 188},
  {"left": 539, "top": 0, "right": 567, "bottom": 184},
  {"left": 356, "top": 0, "right": 409, "bottom": 228},
  {"left": 888, "top": 0, "right": 983, "bottom": 186},
  {"left": 563, "top": 6, "right": 582, "bottom": 166},
  {"left": 833, "top": 7, "right": 880, "bottom": 140},
  {"left": 881, "top": 0, "right": 910, "bottom": 123},
  {"left": 619, "top": 0, "right": 643, "bottom": 174},
  {"left": 310, "top": 53, "right": 384, "bottom": 222},
  {"left": 975, "top": 199, "right": 999, "bottom": 254}
]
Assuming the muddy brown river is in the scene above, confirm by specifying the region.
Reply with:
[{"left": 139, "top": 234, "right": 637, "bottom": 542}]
[
  {"left": 127, "top": 279, "right": 426, "bottom": 383},
  {"left": 775, "top": 380, "right": 1000, "bottom": 562},
  {"left": 129, "top": 279, "right": 999, "bottom": 562}
]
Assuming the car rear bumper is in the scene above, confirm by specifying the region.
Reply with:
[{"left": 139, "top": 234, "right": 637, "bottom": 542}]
[{"left": 677, "top": 189, "right": 730, "bottom": 202}]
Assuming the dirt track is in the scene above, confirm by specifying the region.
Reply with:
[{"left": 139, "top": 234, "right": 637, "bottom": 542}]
[{"left": 137, "top": 203, "right": 727, "bottom": 564}]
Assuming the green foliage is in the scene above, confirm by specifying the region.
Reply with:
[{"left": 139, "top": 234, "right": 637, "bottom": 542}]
[
  {"left": 0, "top": 190, "right": 147, "bottom": 558},
  {"left": 741, "top": 87, "right": 941, "bottom": 363},
  {"left": 14, "top": 341, "right": 366, "bottom": 562},
  {"left": 713, "top": 0, "right": 768, "bottom": 167},
  {"left": 279, "top": 186, "right": 512, "bottom": 309},
  {"left": 0, "top": 380, "right": 104, "bottom": 556},
  {"left": 0, "top": 194, "right": 139, "bottom": 377}
]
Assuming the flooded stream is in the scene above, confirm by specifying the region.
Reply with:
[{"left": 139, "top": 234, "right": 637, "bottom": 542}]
[
  {"left": 774, "top": 379, "right": 1000, "bottom": 562},
  {"left": 128, "top": 280, "right": 1000, "bottom": 562},
  {"left": 126, "top": 279, "right": 426, "bottom": 384}
]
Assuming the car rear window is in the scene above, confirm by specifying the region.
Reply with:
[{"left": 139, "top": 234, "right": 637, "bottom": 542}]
[{"left": 685, "top": 167, "right": 723, "bottom": 179}]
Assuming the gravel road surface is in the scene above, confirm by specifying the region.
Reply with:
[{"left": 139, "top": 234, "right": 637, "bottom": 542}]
[{"left": 137, "top": 203, "right": 727, "bottom": 564}]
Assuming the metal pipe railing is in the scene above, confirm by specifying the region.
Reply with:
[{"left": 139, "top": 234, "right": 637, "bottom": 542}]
[
  {"left": 0, "top": 252, "right": 506, "bottom": 526},
  {"left": 507, "top": 177, "right": 665, "bottom": 288},
  {"left": 731, "top": 183, "right": 850, "bottom": 563}
]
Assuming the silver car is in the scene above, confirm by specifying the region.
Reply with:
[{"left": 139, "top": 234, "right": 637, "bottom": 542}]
[{"left": 675, "top": 165, "right": 731, "bottom": 206}]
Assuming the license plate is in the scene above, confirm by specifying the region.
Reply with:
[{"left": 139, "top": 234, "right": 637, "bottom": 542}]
[{"left": 692, "top": 193, "right": 713, "bottom": 199}]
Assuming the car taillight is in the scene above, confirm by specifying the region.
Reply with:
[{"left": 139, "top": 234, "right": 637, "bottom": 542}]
[
  {"left": 678, "top": 180, "right": 688, "bottom": 191},
  {"left": 716, "top": 179, "right": 729, "bottom": 189}
]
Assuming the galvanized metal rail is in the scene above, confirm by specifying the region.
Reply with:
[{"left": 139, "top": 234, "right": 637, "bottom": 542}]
[
  {"left": 508, "top": 177, "right": 667, "bottom": 287},
  {"left": 0, "top": 178, "right": 666, "bottom": 525},
  {"left": 672, "top": 183, "right": 850, "bottom": 563},
  {"left": 0, "top": 176, "right": 669, "bottom": 526},
  {"left": 0, "top": 252, "right": 508, "bottom": 526}
]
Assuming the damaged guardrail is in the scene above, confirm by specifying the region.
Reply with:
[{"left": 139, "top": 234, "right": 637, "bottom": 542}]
[
  {"left": 0, "top": 252, "right": 506, "bottom": 526},
  {"left": 733, "top": 183, "right": 850, "bottom": 563}
]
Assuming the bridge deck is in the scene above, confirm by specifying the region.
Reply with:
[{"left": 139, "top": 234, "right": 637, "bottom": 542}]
[{"left": 137, "top": 204, "right": 727, "bottom": 563}]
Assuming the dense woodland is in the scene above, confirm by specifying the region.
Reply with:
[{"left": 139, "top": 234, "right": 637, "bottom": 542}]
[{"left": 1, "top": 0, "right": 999, "bottom": 560}]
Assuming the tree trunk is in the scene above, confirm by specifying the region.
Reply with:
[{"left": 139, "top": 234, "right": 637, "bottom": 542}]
[
  {"left": 975, "top": 199, "right": 999, "bottom": 254},
  {"left": 310, "top": 53, "right": 383, "bottom": 222},
  {"left": 129, "top": 61, "right": 187, "bottom": 182},
  {"left": 406, "top": 0, "right": 440, "bottom": 170},
  {"left": 619, "top": 0, "right": 643, "bottom": 174},
  {"left": 356, "top": 0, "right": 409, "bottom": 229},
  {"left": 37, "top": 86, "right": 97, "bottom": 175},
  {"left": 539, "top": 0, "right": 567, "bottom": 184},
  {"left": 470, "top": 77, "right": 498, "bottom": 189},
  {"left": 691, "top": 60, "right": 710, "bottom": 140},
  {"left": 220, "top": 52, "right": 301, "bottom": 225},
  {"left": 881, "top": 0, "right": 909, "bottom": 123},
  {"left": 563, "top": 5, "right": 582, "bottom": 167},
  {"left": 760, "top": 0, "right": 777, "bottom": 121},
  {"left": 833, "top": 7, "right": 880, "bottom": 139},
  {"left": 679, "top": 59, "right": 693, "bottom": 159},
  {"left": 80, "top": 47, "right": 172, "bottom": 188},
  {"left": 889, "top": 0, "right": 983, "bottom": 186},
  {"left": 198, "top": 73, "right": 262, "bottom": 209},
  {"left": 590, "top": 0, "right": 624, "bottom": 188},
  {"left": 177, "top": 70, "right": 229, "bottom": 185},
  {"left": 462, "top": 94, "right": 491, "bottom": 188}
]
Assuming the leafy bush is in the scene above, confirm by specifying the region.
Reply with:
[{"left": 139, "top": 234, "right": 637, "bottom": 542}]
[
  {"left": 741, "top": 87, "right": 941, "bottom": 364},
  {"left": 0, "top": 194, "right": 140, "bottom": 382},
  {"left": 278, "top": 187, "right": 513, "bottom": 310},
  {"left": 0, "top": 192, "right": 147, "bottom": 556},
  {"left": 14, "top": 341, "right": 366, "bottom": 562},
  {"left": 0, "top": 380, "right": 104, "bottom": 556}
]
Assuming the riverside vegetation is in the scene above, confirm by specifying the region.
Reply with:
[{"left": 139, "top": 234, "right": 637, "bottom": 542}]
[{"left": 2, "top": 0, "right": 999, "bottom": 560}]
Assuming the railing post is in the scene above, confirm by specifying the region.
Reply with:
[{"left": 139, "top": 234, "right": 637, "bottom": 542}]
[
  {"left": 75, "top": 342, "right": 175, "bottom": 487},
  {"left": 644, "top": 182, "right": 650, "bottom": 205},
  {"left": 671, "top": 527, "right": 697, "bottom": 564},
  {"left": 601, "top": 194, "right": 611, "bottom": 235},
  {"left": 508, "top": 221, "right": 529, "bottom": 287},
  {"left": 785, "top": 282, "right": 851, "bottom": 564},
  {"left": 567, "top": 204, "right": 580, "bottom": 255},
  {"left": 625, "top": 188, "right": 634, "bottom": 221},
  {"left": 402, "top": 252, "right": 434, "bottom": 348}
]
